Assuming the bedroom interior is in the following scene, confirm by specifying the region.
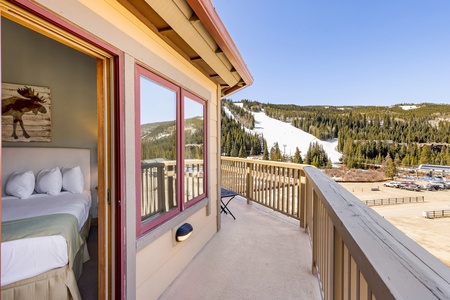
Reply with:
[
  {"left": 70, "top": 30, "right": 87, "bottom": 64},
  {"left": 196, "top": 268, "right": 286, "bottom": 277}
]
[{"left": 1, "top": 17, "right": 101, "bottom": 299}]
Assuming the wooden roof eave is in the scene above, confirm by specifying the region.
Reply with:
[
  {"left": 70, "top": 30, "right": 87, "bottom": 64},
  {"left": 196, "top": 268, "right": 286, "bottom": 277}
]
[
  {"left": 186, "top": 0, "right": 253, "bottom": 93},
  {"left": 120, "top": 0, "right": 253, "bottom": 98}
]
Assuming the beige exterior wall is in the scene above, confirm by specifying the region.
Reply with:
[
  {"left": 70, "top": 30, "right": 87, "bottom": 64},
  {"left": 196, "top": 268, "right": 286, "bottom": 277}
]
[
  {"left": 32, "top": 0, "right": 220, "bottom": 299},
  {"left": 136, "top": 208, "right": 218, "bottom": 299}
]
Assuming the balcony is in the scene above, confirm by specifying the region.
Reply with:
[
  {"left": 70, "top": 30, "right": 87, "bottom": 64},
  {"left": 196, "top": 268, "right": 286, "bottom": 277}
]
[
  {"left": 160, "top": 157, "right": 450, "bottom": 299},
  {"left": 159, "top": 192, "right": 322, "bottom": 299}
]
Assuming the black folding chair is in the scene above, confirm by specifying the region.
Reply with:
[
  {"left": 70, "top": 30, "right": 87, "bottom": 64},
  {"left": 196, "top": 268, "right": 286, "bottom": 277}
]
[{"left": 220, "top": 188, "right": 238, "bottom": 220}]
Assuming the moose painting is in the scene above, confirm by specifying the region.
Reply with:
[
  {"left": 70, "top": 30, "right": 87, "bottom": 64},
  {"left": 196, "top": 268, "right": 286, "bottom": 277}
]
[{"left": 2, "top": 83, "right": 51, "bottom": 142}]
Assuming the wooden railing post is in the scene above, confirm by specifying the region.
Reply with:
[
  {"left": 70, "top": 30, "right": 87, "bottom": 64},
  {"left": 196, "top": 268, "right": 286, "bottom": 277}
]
[
  {"left": 304, "top": 173, "right": 313, "bottom": 233},
  {"left": 246, "top": 161, "right": 253, "bottom": 204}
]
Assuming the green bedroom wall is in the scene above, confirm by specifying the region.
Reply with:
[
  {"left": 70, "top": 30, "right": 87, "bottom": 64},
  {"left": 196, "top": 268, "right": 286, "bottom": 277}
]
[{"left": 1, "top": 17, "right": 99, "bottom": 216}]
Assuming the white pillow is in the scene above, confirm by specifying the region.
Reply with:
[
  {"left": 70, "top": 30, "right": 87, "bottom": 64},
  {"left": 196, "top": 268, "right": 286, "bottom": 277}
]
[
  {"left": 61, "top": 166, "right": 84, "bottom": 193},
  {"left": 35, "top": 167, "right": 62, "bottom": 195},
  {"left": 5, "top": 171, "right": 35, "bottom": 199}
]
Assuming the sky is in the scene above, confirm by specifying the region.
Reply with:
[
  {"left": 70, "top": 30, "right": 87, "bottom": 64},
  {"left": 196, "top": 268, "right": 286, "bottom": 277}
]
[
  {"left": 140, "top": 77, "right": 203, "bottom": 124},
  {"left": 212, "top": 0, "right": 450, "bottom": 106}
]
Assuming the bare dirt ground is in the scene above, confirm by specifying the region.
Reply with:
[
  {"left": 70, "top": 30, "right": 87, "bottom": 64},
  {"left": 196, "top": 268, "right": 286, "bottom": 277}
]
[{"left": 339, "top": 181, "right": 450, "bottom": 267}]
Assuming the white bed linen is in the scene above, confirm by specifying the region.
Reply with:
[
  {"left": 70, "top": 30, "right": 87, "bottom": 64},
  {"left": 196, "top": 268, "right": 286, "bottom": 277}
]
[
  {"left": 1, "top": 191, "right": 91, "bottom": 286},
  {"left": 2, "top": 191, "right": 91, "bottom": 231},
  {"left": 1, "top": 236, "right": 68, "bottom": 286}
]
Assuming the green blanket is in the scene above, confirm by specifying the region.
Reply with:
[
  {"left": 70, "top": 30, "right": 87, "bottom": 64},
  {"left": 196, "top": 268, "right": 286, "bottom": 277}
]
[{"left": 2, "top": 213, "right": 84, "bottom": 269}]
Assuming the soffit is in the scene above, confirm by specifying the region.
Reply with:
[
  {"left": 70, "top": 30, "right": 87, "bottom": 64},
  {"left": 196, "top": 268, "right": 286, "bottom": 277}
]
[{"left": 117, "top": 0, "right": 252, "bottom": 96}]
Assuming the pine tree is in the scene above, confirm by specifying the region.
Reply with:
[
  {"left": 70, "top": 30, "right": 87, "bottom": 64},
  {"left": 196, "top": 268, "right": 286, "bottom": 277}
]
[
  {"left": 249, "top": 147, "right": 255, "bottom": 156},
  {"left": 293, "top": 147, "right": 303, "bottom": 164},
  {"left": 385, "top": 156, "right": 397, "bottom": 179},
  {"left": 238, "top": 145, "right": 246, "bottom": 158},
  {"left": 263, "top": 140, "right": 269, "bottom": 160},
  {"left": 230, "top": 143, "right": 239, "bottom": 157},
  {"left": 270, "top": 142, "right": 282, "bottom": 161},
  {"left": 419, "top": 145, "right": 432, "bottom": 164}
]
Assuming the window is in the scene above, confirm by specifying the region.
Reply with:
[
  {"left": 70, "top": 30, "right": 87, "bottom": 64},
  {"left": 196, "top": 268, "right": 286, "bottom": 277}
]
[
  {"left": 183, "top": 92, "right": 206, "bottom": 207},
  {"left": 135, "top": 65, "right": 206, "bottom": 236}
]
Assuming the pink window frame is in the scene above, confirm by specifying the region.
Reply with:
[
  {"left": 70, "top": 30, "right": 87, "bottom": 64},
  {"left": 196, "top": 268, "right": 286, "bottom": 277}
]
[
  {"left": 181, "top": 89, "right": 208, "bottom": 210},
  {"left": 135, "top": 64, "right": 207, "bottom": 236}
]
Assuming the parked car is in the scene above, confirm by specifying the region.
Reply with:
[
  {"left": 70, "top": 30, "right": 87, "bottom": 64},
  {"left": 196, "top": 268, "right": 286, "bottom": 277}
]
[
  {"left": 426, "top": 184, "right": 442, "bottom": 191},
  {"left": 398, "top": 182, "right": 410, "bottom": 189},
  {"left": 434, "top": 181, "right": 450, "bottom": 189},
  {"left": 403, "top": 183, "right": 421, "bottom": 192},
  {"left": 384, "top": 181, "right": 400, "bottom": 188}
]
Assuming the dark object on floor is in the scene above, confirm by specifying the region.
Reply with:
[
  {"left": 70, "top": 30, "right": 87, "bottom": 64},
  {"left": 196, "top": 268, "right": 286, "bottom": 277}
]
[{"left": 221, "top": 188, "right": 238, "bottom": 220}]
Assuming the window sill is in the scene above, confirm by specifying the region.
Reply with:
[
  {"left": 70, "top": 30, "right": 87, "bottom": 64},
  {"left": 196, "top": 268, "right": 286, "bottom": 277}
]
[{"left": 136, "top": 197, "right": 209, "bottom": 251}]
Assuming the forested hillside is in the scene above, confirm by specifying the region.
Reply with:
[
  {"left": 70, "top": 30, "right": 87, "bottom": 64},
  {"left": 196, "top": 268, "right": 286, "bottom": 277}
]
[
  {"left": 140, "top": 101, "right": 450, "bottom": 170},
  {"left": 221, "top": 107, "right": 263, "bottom": 157},
  {"left": 222, "top": 99, "right": 255, "bottom": 130},
  {"left": 221, "top": 101, "right": 331, "bottom": 168},
  {"left": 261, "top": 102, "right": 450, "bottom": 168},
  {"left": 141, "top": 116, "right": 204, "bottom": 160}
]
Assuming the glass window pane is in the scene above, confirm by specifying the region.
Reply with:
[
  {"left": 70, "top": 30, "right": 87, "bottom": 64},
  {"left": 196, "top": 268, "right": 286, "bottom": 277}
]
[
  {"left": 184, "top": 96, "right": 204, "bottom": 202},
  {"left": 139, "top": 76, "right": 177, "bottom": 222}
]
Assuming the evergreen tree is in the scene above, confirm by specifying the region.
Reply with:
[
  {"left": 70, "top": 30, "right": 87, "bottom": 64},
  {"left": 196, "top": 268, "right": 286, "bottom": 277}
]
[
  {"left": 238, "top": 145, "right": 246, "bottom": 158},
  {"left": 385, "top": 155, "right": 397, "bottom": 179},
  {"left": 419, "top": 145, "right": 432, "bottom": 164},
  {"left": 293, "top": 147, "right": 303, "bottom": 164},
  {"left": 230, "top": 143, "right": 239, "bottom": 157},
  {"left": 270, "top": 142, "right": 282, "bottom": 161},
  {"left": 263, "top": 140, "right": 269, "bottom": 160},
  {"left": 305, "top": 142, "right": 330, "bottom": 168},
  {"left": 249, "top": 147, "right": 255, "bottom": 156}
]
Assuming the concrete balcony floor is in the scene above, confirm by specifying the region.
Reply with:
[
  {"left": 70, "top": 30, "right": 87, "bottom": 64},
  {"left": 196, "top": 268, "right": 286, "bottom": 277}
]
[{"left": 159, "top": 196, "right": 322, "bottom": 300}]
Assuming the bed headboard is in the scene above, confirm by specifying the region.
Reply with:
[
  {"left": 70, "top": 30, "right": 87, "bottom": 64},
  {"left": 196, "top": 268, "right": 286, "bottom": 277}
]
[{"left": 2, "top": 147, "right": 91, "bottom": 195}]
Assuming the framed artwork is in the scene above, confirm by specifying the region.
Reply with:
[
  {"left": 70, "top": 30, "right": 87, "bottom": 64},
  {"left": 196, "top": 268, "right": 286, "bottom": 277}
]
[{"left": 2, "top": 82, "right": 51, "bottom": 142}]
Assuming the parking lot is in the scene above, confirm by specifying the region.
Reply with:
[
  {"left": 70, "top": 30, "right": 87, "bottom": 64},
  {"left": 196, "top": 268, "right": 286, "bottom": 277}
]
[{"left": 339, "top": 180, "right": 450, "bottom": 267}]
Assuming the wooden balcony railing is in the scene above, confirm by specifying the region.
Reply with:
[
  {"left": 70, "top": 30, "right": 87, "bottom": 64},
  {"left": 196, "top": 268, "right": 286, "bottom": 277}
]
[
  {"left": 140, "top": 159, "right": 204, "bottom": 220},
  {"left": 221, "top": 157, "right": 450, "bottom": 300}
]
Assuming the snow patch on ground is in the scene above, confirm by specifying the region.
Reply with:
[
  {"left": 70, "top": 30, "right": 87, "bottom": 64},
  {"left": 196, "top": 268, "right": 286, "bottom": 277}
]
[{"left": 400, "top": 105, "right": 418, "bottom": 110}]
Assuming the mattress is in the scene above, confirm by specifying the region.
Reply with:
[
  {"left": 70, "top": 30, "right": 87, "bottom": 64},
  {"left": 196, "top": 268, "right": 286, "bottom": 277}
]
[{"left": 1, "top": 191, "right": 91, "bottom": 286}]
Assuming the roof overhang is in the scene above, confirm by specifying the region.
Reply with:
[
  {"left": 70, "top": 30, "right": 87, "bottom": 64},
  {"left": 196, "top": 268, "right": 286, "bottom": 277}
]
[{"left": 118, "top": 0, "right": 253, "bottom": 97}]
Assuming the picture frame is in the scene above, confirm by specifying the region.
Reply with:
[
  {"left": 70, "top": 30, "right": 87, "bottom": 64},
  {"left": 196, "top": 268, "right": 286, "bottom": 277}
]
[{"left": 2, "top": 82, "right": 51, "bottom": 142}]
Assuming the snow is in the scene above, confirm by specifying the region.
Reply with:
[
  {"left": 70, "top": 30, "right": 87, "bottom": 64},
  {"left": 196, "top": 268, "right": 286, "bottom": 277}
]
[
  {"left": 400, "top": 105, "right": 418, "bottom": 110},
  {"left": 224, "top": 103, "right": 342, "bottom": 163},
  {"left": 251, "top": 111, "right": 342, "bottom": 163}
]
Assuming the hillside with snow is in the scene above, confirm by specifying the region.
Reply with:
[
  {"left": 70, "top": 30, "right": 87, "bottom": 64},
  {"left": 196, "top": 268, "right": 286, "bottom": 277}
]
[{"left": 224, "top": 103, "right": 342, "bottom": 163}]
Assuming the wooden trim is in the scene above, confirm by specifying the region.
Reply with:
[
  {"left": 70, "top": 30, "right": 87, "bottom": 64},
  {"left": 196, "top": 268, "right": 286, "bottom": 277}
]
[
  {"left": 186, "top": 0, "right": 253, "bottom": 89},
  {"left": 96, "top": 58, "right": 107, "bottom": 300}
]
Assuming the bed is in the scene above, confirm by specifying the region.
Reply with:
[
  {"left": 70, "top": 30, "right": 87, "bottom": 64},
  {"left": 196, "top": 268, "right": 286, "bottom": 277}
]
[{"left": 1, "top": 147, "right": 93, "bottom": 300}]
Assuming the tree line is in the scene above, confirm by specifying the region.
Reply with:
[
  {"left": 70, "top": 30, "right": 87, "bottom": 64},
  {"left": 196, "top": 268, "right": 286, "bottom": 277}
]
[
  {"left": 222, "top": 99, "right": 255, "bottom": 130},
  {"left": 221, "top": 102, "right": 331, "bottom": 167},
  {"left": 260, "top": 102, "right": 450, "bottom": 168},
  {"left": 221, "top": 108, "right": 262, "bottom": 157},
  {"left": 141, "top": 117, "right": 204, "bottom": 161}
]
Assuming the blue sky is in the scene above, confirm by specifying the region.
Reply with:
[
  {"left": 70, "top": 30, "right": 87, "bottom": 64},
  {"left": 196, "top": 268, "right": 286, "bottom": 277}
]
[{"left": 212, "top": 0, "right": 450, "bottom": 106}]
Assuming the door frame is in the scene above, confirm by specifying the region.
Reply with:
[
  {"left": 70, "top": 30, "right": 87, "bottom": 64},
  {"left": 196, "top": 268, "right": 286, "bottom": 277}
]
[{"left": 0, "top": 1, "right": 125, "bottom": 298}]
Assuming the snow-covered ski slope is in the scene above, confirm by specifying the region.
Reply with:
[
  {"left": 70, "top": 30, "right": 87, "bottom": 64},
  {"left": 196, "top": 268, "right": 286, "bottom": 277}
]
[{"left": 224, "top": 103, "right": 342, "bottom": 163}]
